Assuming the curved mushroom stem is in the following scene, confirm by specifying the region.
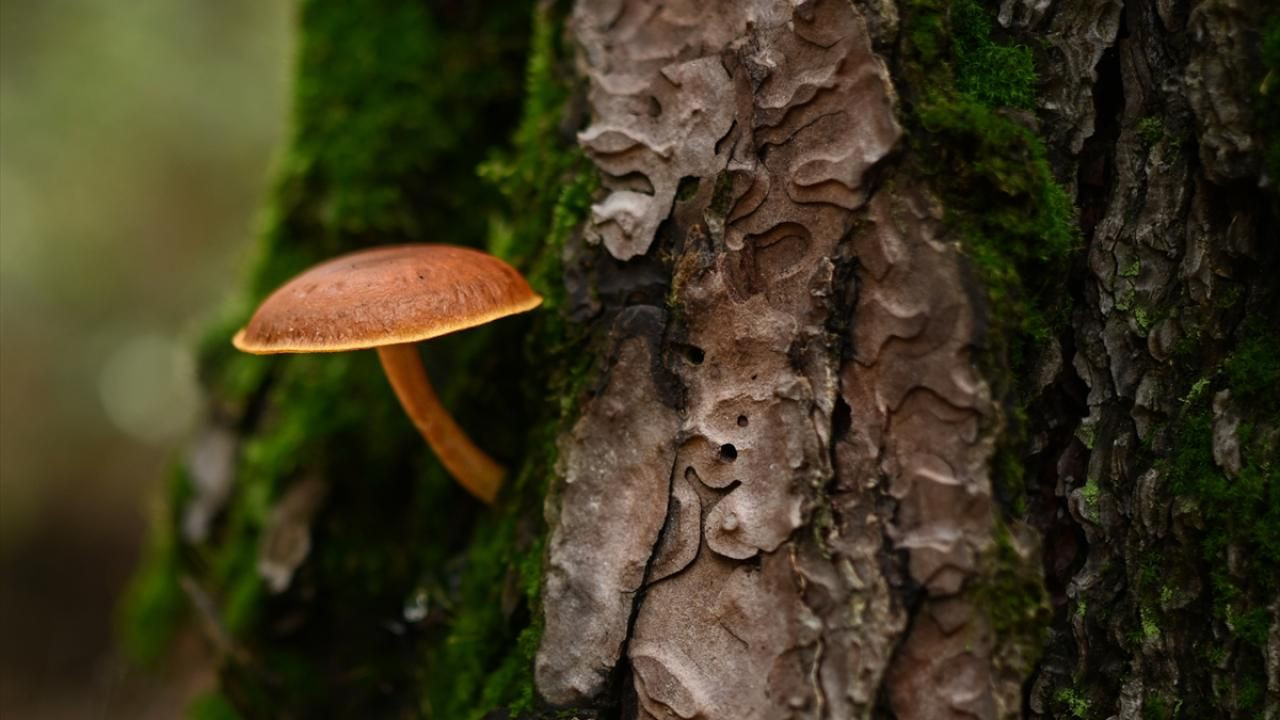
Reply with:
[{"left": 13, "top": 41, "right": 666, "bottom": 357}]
[{"left": 376, "top": 343, "right": 504, "bottom": 504}]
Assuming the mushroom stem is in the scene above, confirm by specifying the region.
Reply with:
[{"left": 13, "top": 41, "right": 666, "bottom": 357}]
[{"left": 376, "top": 343, "right": 504, "bottom": 504}]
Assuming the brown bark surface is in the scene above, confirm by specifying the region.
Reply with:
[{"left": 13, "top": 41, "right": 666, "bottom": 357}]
[{"left": 532, "top": 0, "right": 1279, "bottom": 718}]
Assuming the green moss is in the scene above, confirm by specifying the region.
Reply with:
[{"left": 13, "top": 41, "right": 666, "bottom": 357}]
[
  {"left": 1135, "top": 553, "right": 1162, "bottom": 595},
  {"left": 1206, "top": 644, "right": 1229, "bottom": 666},
  {"left": 1154, "top": 309, "right": 1279, "bottom": 716},
  {"left": 121, "top": 0, "right": 542, "bottom": 715},
  {"left": 1182, "top": 376, "right": 1210, "bottom": 405},
  {"left": 117, "top": 466, "right": 192, "bottom": 664},
  {"left": 1167, "top": 322, "right": 1280, "bottom": 603},
  {"left": 418, "top": 3, "right": 599, "bottom": 717},
  {"left": 1260, "top": 13, "right": 1280, "bottom": 184},
  {"left": 974, "top": 523, "right": 1052, "bottom": 675},
  {"left": 1135, "top": 298, "right": 1156, "bottom": 332},
  {"left": 1238, "top": 674, "right": 1264, "bottom": 711},
  {"left": 1139, "top": 606, "right": 1161, "bottom": 640},
  {"left": 952, "top": 0, "right": 1037, "bottom": 110},
  {"left": 901, "top": 0, "right": 1076, "bottom": 512},
  {"left": 1222, "top": 322, "right": 1280, "bottom": 413},
  {"left": 1141, "top": 693, "right": 1178, "bottom": 720},
  {"left": 920, "top": 95, "right": 1073, "bottom": 510},
  {"left": 187, "top": 691, "right": 243, "bottom": 720},
  {"left": 1056, "top": 687, "right": 1093, "bottom": 719},
  {"left": 900, "top": 0, "right": 1074, "bottom": 667},
  {"left": 420, "top": 498, "right": 538, "bottom": 718},
  {"left": 1080, "top": 477, "right": 1101, "bottom": 522},
  {"left": 1137, "top": 116, "right": 1164, "bottom": 148},
  {"left": 914, "top": 98, "right": 1075, "bottom": 345}
]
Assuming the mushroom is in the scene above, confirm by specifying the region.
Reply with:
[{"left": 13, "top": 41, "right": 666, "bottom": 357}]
[{"left": 232, "top": 244, "right": 542, "bottom": 504}]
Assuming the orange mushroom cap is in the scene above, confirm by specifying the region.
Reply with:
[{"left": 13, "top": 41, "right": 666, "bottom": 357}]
[{"left": 233, "top": 244, "right": 543, "bottom": 354}]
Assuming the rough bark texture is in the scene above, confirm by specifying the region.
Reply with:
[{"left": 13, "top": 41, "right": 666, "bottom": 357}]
[
  {"left": 124, "top": 0, "right": 1279, "bottom": 718},
  {"left": 537, "top": 2, "right": 1025, "bottom": 717},
  {"left": 1005, "top": 0, "right": 1280, "bottom": 717}
]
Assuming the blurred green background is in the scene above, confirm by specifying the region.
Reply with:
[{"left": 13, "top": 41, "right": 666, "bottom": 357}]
[{"left": 1, "top": 1, "right": 292, "bottom": 715}]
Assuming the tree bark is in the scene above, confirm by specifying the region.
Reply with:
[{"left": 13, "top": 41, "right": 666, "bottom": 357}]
[{"left": 124, "top": 0, "right": 1279, "bottom": 718}]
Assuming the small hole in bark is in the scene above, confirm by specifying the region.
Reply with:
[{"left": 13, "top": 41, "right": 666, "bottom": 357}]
[
  {"left": 737, "top": 415, "right": 748, "bottom": 427},
  {"left": 675, "top": 176, "right": 700, "bottom": 202},
  {"left": 686, "top": 346, "right": 705, "bottom": 364},
  {"left": 833, "top": 395, "right": 852, "bottom": 439},
  {"left": 719, "top": 444, "right": 737, "bottom": 462}
]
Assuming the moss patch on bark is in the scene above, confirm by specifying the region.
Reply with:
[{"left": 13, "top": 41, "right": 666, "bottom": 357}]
[
  {"left": 1154, "top": 311, "right": 1280, "bottom": 717},
  {"left": 1260, "top": 12, "right": 1280, "bottom": 185},
  {"left": 897, "top": 0, "right": 1074, "bottom": 675},
  {"left": 420, "top": 8, "right": 599, "bottom": 716},
  {"left": 118, "top": 0, "right": 569, "bottom": 716}
]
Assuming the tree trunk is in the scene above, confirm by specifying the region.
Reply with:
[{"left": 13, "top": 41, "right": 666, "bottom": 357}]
[{"left": 123, "top": 0, "right": 1279, "bottom": 718}]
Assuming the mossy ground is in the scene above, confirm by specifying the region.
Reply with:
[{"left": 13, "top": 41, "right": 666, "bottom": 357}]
[{"left": 119, "top": 1, "right": 594, "bottom": 717}]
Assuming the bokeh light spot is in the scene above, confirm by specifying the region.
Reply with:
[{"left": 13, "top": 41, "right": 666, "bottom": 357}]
[{"left": 97, "top": 333, "right": 197, "bottom": 443}]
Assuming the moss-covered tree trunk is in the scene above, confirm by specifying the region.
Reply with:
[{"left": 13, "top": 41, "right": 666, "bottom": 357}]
[{"left": 125, "top": 0, "right": 1278, "bottom": 718}]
